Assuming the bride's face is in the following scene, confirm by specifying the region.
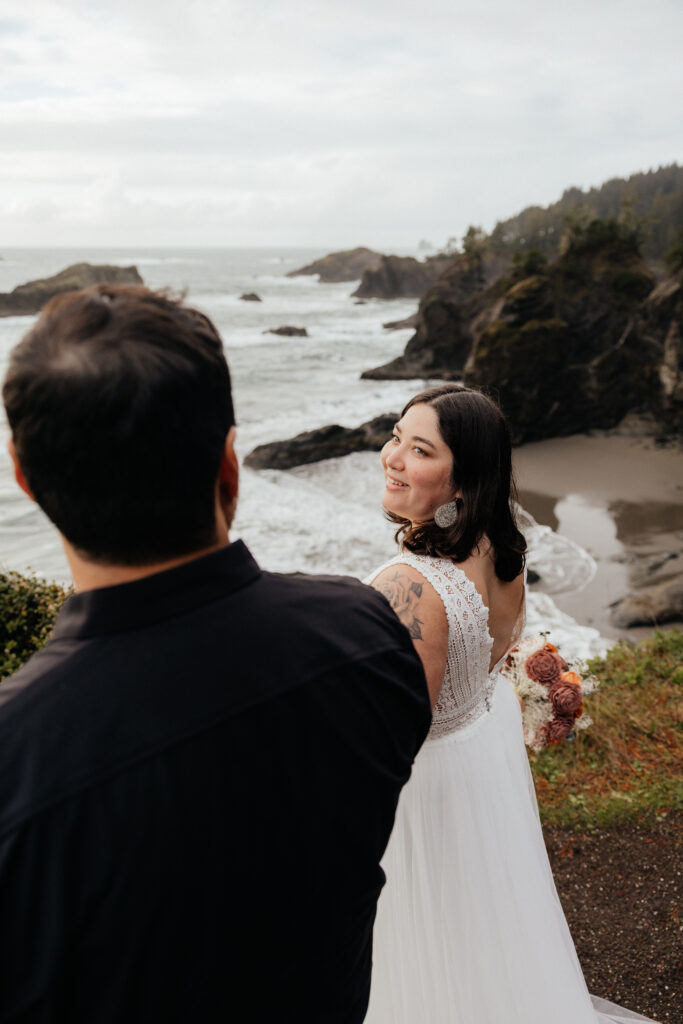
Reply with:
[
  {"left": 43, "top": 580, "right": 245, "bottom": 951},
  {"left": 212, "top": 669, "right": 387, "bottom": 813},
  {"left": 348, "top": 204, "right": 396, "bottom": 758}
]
[{"left": 380, "top": 403, "right": 455, "bottom": 525}]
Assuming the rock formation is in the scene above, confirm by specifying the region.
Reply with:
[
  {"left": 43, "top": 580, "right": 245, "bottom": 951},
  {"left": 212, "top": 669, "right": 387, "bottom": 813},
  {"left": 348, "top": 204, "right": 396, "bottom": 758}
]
[
  {"left": 363, "top": 254, "right": 491, "bottom": 377},
  {"left": 352, "top": 255, "right": 452, "bottom": 300},
  {"left": 239, "top": 292, "right": 262, "bottom": 302},
  {"left": 611, "top": 576, "right": 683, "bottom": 627},
  {"left": 244, "top": 413, "right": 397, "bottom": 470},
  {"left": 638, "top": 272, "right": 683, "bottom": 435},
  {"left": 363, "top": 226, "right": 682, "bottom": 443},
  {"left": 287, "top": 247, "right": 383, "bottom": 283},
  {"left": 0, "top": 263, "right": 143, "bottom": 317},
  {"left": 383, "top": 311, "right": 421, "bottom": 331},
  {"left": 263, "top": 326, "right": 308, "bottom": 337}
]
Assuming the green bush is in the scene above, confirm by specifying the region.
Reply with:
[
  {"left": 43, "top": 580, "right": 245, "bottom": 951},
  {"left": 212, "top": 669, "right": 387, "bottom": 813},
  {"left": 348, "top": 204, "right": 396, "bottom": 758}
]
[
  {"left": 562, "top": 216, "right": 643, "bottom": 259},
  {"left": 664, "top": 227, "right": 683, "bottom": 273},
  {"left": 608, "top": 269, "right": 654, "bottom": 300},
  {"left": 510, "top": 247, "right": 548, "bottom": 279},
  {"left": 0, "top": 571, "right": 70, "bottom": 683}
]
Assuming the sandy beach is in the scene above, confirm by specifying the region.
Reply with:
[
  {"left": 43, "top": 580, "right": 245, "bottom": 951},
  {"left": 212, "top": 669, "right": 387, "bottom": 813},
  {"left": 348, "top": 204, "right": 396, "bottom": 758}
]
[{"left": 514, "top": 434, "right": 683, "bottom": 643}]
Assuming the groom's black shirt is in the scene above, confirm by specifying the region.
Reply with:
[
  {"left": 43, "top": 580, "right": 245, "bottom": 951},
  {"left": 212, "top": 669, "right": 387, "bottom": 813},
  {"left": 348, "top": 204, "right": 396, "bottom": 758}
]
[{"left": 0, "top": 542, "right": 430, "bottom": 1024}]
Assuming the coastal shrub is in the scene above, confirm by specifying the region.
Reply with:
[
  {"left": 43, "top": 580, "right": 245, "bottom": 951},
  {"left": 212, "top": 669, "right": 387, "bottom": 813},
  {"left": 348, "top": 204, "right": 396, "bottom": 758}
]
[
  {"left": 664, "top": 227, "right": 683, "bottom": 273},
  {"left": 532, "top": 629, "right": 683, "bottom": 827},
  {"left": 557, "top": 253, "right": 588, "bottom": 284},
  {"left": 562, "top": 217, "right": 643, "bottom": 259},
  {"left": 0, "top": 571, "right": 70, "bottom": 683},
  {"left": 510, "top": 248, "right": 548, "bottom": 280},
  {"left": 608, "top": 269, "right": 654, "bottom": 300},
  {"left": 461, "top": 225, "right": 488, "bottom": 260}
]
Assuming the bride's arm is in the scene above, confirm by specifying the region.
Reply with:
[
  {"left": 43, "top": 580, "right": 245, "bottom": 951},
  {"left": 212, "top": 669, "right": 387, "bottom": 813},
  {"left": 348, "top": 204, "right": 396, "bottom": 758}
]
[{"left": 370, "top": 564, "right": 448, "bottom": 708}]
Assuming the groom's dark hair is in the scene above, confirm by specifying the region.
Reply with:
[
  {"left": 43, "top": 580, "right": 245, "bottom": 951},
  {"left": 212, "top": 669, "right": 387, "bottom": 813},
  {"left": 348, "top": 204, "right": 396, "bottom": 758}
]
[{"left": 3, "top": 284, "right": 235, "bottom": 565}]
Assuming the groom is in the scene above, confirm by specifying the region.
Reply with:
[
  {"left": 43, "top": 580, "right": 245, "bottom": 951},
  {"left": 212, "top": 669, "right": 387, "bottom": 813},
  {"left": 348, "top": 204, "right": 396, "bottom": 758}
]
[{"left": 0, "top": 285, "right": 431, "bottom": 1023}]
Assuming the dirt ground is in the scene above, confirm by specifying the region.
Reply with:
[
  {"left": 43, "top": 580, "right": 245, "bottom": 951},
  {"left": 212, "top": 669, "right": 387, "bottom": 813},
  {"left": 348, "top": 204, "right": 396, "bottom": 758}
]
[{"left": 544, "top": 815, "right": 682, "bottom": 1024}]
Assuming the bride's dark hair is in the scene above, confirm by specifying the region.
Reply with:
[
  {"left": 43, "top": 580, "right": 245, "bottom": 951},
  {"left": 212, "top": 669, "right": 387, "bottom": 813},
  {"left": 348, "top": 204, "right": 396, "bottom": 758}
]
[{"left": 387, "top": 385, "right": 526, "bottom": 582}]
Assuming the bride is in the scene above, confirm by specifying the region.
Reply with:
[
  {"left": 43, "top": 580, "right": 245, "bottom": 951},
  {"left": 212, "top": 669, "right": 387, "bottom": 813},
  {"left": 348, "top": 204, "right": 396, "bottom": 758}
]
[{"left": 364, "top": 385, "right": 656, "bottom": 1024}]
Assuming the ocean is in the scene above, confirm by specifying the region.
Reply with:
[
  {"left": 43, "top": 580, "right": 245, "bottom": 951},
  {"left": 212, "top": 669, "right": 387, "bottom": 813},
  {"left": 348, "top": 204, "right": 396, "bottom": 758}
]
[{"left": 0, "top": 247, "right": 607, "bottom": 661}]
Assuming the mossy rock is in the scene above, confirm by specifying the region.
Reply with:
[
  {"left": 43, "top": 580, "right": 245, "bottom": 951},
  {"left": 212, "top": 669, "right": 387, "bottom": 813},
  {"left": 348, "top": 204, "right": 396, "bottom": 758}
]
[
  {"left": 504, "top": 274, "right": 548, "bottom": 302},
  {"left": 472, "top": 317, "right": 569, "bottom": 372},
  {"left": 500, "top": 274, "right": 554, "bottom": 324}
]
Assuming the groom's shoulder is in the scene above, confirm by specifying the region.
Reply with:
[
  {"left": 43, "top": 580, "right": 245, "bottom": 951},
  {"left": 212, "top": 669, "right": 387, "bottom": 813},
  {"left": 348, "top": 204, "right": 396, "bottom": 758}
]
[
  {"left": 258, "top": 568, "right": 410, "bottom": 645},
  {"left": 261, "top": 568, "right": 381, "bottom": 604}
]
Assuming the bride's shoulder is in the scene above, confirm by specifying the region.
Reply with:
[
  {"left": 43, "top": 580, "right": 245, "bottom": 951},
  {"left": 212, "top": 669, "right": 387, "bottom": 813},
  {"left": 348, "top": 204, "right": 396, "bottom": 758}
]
[
  {"left": 369, "top": 560, "right": 447, "bottom": 643},
  {"left": 369, "top": 559, "right": 449, "bottom": 705}
]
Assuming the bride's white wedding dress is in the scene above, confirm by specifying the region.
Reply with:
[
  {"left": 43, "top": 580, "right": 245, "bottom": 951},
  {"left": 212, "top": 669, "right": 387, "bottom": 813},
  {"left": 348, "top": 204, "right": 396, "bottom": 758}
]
[{"left": 365, "top": 551, "right": 656, "bottom": 1024}]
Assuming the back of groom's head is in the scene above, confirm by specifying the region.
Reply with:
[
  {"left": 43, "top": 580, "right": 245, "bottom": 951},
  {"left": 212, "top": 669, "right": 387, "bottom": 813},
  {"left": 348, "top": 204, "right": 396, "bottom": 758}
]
[{"left": 3, "top": 284, "right": 235, "bottom": 566}]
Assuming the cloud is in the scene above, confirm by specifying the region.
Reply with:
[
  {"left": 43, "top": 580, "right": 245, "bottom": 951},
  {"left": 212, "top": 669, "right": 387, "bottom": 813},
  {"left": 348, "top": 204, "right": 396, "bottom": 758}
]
[{"left": 0, "top": 0, "right": 681, "bottom": 246}]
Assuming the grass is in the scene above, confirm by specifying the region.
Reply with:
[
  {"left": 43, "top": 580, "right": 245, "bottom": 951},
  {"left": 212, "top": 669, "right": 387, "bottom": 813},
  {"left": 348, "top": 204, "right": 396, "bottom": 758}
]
[{"left": 531, "top": 629, "right": 683, "bottom": 828}]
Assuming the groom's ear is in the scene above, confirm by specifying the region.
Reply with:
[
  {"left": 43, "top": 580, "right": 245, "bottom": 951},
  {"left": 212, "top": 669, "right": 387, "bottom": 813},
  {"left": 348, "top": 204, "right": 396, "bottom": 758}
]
[
  {"left": 219, "top": 428, "right": 239, "bottom": 503},
  {"left": 217, "top": 428, "right": 239, "bottom": 534},
  {"left": 8, "top": 439, "right": 36, "bottom": 502}
]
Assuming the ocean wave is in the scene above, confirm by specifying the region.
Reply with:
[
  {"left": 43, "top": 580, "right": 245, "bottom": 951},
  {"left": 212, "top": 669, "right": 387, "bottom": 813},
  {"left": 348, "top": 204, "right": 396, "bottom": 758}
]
[{"left": 106, "top": 257, "right": 209, "bottom": 267}]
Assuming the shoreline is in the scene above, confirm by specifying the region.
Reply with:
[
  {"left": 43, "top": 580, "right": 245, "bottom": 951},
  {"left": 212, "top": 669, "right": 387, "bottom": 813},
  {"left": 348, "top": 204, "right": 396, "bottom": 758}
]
[{"left": 514, "top": 433, "right": 683, "bottom": 644}]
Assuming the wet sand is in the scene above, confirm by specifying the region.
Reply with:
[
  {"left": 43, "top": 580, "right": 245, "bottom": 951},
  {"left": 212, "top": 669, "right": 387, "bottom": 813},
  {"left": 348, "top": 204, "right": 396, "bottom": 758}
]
[{"left": 514, "top": 434, "right": 683, "bottom": 644}]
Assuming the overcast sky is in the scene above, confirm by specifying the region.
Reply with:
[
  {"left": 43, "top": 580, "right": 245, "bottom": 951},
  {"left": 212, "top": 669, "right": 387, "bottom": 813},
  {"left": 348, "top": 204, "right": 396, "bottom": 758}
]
[{"left": 1, "top": 0, "right": 681, "bottom": 249}]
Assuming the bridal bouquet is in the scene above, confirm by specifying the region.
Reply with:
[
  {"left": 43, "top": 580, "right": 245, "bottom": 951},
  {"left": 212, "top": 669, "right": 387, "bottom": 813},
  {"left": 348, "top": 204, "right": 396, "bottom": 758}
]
[{"left": 502, "top": 636, "right": 599, "bottom": 752}]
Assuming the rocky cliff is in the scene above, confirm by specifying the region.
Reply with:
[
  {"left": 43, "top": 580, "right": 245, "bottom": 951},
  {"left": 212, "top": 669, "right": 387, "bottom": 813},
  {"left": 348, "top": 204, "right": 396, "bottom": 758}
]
[
  {"left": 0, "top": 263, "right": 144, "bottom": 317},
  {"left": 286, "top": 247, "right": 383, "bottom": 283},
  {"left": 363, "top": 224, "right": 681, "bottom": 442},
  {"left": 362, "top": 254, "right": 493, "bottom": 377},
  {"left": 639, "top": 273, "right": 683, "bottom": 435}
]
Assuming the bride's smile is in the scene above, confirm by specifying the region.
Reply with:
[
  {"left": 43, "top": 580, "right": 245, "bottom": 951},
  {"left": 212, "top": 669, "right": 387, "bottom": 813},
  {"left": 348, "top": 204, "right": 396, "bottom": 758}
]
[{"left": 380, "top": 403, "right": 455, "bottom": 524}]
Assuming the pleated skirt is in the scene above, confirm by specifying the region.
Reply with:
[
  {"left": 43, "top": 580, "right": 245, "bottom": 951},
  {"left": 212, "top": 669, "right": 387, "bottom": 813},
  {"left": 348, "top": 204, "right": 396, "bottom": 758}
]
[{"left": 366, "top": 677, "right": 656, "bottom": 1024}]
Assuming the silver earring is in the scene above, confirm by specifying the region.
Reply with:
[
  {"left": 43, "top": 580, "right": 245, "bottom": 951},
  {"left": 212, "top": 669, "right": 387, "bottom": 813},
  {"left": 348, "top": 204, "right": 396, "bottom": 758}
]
[{"left": 434, "top": 500, "right": 459, "bottom": 528}]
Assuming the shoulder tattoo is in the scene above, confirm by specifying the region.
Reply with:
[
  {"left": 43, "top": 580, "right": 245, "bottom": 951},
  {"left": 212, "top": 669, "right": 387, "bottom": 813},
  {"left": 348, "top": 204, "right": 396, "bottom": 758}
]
[{"left": 376, "top": 571, "right": 424, "bottom": 641}]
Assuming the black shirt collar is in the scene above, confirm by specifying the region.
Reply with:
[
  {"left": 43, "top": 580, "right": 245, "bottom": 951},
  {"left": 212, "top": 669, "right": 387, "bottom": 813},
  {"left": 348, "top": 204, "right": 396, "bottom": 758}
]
[{"left": 51, "top": 540, "right": 261, "bottom": 640}]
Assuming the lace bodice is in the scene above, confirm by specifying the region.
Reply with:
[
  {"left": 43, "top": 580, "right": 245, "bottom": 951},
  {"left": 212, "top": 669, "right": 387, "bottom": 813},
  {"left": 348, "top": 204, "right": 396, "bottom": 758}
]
[{"left": 367, "top": 552, "right": 522, "bottom": 740}]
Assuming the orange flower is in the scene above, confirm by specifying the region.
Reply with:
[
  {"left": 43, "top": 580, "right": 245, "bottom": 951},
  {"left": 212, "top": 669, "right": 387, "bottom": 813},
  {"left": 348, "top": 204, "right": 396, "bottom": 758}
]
[{"left": 560, "top": 671, "right": 582, "bottom": 687}]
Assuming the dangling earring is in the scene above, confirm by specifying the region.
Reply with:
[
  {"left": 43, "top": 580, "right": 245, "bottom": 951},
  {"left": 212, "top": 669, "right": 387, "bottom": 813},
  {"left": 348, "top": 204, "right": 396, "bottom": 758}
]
[{"left": 434, "top": 500, "right": 459, "bottom": 528}]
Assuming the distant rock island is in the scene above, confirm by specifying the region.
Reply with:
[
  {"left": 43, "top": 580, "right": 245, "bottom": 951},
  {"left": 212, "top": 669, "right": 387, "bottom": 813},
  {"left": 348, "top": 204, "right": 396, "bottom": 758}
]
[
  {"left": 244, "top": 414, "right": 397, "bottom": 470},
  {"left": 239, "top": 292, "right": 262, "bottom": 302},
  {"left": 287, "top": 247, "right": 383, "bottom": 283},
  {"left": 287, "top": 247, "right": 456, "bottom": 299},
  {"left": 352, "top": 254, "right": 452, "bottom": 299},
  {"left": 363, "top": 220, "right": 683, "bottom": 443},
  {"left": 264, "top": 326, "right": 308, "bottom": 337},
  {"left": 0, "top": 263, "right": 143, "bottom": 317}
]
